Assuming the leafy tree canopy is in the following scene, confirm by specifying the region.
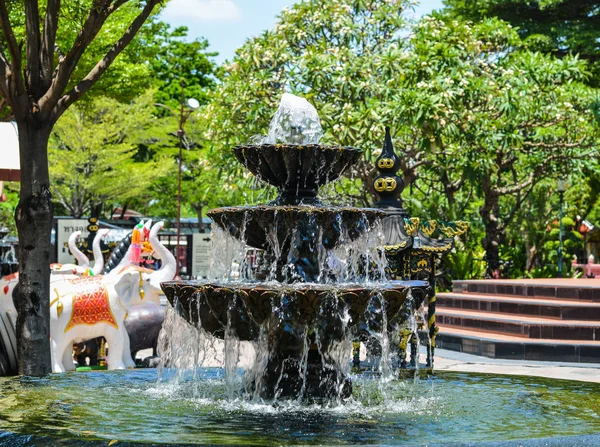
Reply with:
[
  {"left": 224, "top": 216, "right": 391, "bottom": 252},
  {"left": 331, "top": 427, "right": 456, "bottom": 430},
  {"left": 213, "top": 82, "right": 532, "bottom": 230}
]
[
  {"left": 0, "top": 1, "right": 166, "bottom": 106},
  {"left": 0, "top": 4, "right": 218, "bottom": 112},
  {"left": 149, "top": 25, "right": 219, "bottom": 110},
  {"left": 49, "top": 90, "right": 172, "bottom": 218},
  {"left": 203, "top": 0, "right": 413, "bottom": 205},
  {"left": 443, "top": 0, "right": 600, "bottom": 85},
  {"left": 394, "top": 13, "right": 599, "bottom": 272}
]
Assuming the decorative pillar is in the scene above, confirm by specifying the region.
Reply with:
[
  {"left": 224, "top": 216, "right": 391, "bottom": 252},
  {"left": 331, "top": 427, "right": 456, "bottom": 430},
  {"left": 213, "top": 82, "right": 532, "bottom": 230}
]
[{"left": 371, "top": 126, "right": 468, "bottom": 371}]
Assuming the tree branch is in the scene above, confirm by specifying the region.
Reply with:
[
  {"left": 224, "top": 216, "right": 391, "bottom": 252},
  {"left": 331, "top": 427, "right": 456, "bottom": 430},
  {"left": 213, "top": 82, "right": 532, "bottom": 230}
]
[
  {"left": 41, "top": 0, "right": 60, "bottom": 88},
  {"left": 0, "top": 0, "right": 23, "bottom": 98},
  {"left": 39, "top": 0, "right": 116, "bottom": 113},
  {"left": 55, "top": 0, "right": 161, "bottom": 117},
  {"left": 499, "top": 183, "right": 535, "bottom": 233},
  {"left": 522, "top": 138, "right": 587, "bottom": 149},
  {"left": 496, "top": 172, "right": 535, "bottom": 195},
  {"left": 25, "top": 0, "right": 42, "bottom": 97},
  {"left": 0, "top": 47, "right": 8, "bottom": 97}
]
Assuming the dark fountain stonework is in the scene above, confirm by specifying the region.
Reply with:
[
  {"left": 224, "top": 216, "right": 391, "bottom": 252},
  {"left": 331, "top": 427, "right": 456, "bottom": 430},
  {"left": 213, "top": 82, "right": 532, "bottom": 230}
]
[{"left": 161, "top": 143, "right": 430, "bottom": 401}]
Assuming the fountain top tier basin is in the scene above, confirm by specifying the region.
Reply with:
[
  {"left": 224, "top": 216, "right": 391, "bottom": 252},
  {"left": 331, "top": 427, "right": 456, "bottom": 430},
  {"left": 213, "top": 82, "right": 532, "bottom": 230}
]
[
  {"left": 160, "top": 279, "right": 429, "bottom": 341},
  {"left": 233, "top": 144, "right": 361, "bottom": 204}
]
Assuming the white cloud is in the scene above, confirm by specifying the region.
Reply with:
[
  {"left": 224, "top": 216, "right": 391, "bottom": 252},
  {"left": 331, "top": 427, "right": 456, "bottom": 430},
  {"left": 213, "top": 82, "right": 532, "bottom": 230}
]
[{"left": 162, "top": 0, "right": 241, "bottom": 22}]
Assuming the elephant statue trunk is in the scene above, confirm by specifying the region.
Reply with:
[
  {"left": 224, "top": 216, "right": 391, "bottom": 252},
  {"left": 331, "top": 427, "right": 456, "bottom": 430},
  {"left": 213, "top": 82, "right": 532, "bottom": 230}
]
[
  {"left": 90, "top": 229, "right": 110, "bottom": 276},
  {"left": 68, "top": 231, "right": 89, "bottom": 266},
  {"left": 54, "top": 229, "right": 109, "bottom": 276},
  {"left": 147, "top": 221, "right": 177, "bottom": 294}
]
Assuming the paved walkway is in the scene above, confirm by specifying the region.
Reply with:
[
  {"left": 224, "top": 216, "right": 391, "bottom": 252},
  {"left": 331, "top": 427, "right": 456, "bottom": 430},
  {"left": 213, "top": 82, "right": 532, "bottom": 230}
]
[
  {"left": 140, "top": 344, "right": 600, "bottom": 383},
  {"left": 454, "top": 278, "right": 600, "bottom": 286},
  {"left": 431, "top": 347, "right": 600, "bottom": 383}
]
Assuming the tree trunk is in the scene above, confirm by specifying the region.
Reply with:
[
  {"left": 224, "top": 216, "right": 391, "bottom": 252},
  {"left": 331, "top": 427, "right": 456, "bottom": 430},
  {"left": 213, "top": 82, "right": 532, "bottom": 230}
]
[
  {"left": 13, "top": 119, "right": 53, "bottom": 376},
  {"left": 192, "top": 203, "right": 205, "bottom": 233},
  {"left": 480, "top": 184, "right": 502, "bottom": 278},
  {"left": 526, "top": 245, "right": 538, "bottom": 272}
]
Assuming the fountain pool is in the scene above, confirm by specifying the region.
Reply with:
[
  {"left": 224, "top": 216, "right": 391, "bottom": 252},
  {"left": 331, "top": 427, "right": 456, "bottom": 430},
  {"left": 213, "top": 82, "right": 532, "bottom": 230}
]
[
  {"left": 1, "top": 369, "right": 600, "bottom": 446},
  {"left": 3, "top": 95, "right": 597, "bottom": 446}
]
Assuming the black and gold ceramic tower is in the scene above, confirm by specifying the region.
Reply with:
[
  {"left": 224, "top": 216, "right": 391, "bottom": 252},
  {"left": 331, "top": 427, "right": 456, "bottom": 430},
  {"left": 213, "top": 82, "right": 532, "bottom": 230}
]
[
  {"left": 372, "top": 126, "right": 469, "bottom": 367},
  {"left": 373, "top": 126, "right": 407, "bottom": 214}
]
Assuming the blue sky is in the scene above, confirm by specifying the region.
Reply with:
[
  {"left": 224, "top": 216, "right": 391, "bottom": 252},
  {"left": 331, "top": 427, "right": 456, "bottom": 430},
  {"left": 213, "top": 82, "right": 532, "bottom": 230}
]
[{"left": 161, "top": 0, "right": 445, "bottom": 63}]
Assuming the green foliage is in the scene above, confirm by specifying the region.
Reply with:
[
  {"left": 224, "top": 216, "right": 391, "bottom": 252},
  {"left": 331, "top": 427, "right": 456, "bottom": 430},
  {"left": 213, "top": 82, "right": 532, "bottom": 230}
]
[
  {"left": 543, "top": 217, "right": 584, "bottom": 273},
  {"left": 444, "top": 0, "right": 600, "bottom": 85},
  {"left": 140, "top": 114, "right": 250, "bottom": 220},
  {"left": 4, "top": 2, "right": 163, "bottom": 101},
  {"left": 442, "top": 245, "right": 487, "bottom": 280},
  {"left": 525, "top": 264, "right": 557, "bottom": 279},
  {"left": 149, "top": 25, "right": 219, "bottom": 111},
  {"left": 22, "top": 13, "right": 221, "bottom": 220},
  {"left": 394, "top": 14, "right": 599, "bottom": 273},
  {"left": 122, "top": 24, "right": 220, "bottom": 219},
  {"left": 49, "top": 91, "right": 173, "bottom": 218},
  {"left": 0, "top": 183, "right": 18, "bottom": 235},
  {"left": 203, "top": 0, "right": 414, "bottom": 202},
  {"left": 202, "top": 1, "right": 599, "bottom": 276},
  {"left": 0, "top": 4, "right": 218, "bottom": 110}
]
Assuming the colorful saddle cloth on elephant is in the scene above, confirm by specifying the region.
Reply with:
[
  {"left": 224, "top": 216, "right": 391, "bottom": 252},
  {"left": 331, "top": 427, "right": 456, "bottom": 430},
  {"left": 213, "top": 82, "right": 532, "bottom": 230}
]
[{"left": 64, "top": 276, "right": 117, "bottom": 332}]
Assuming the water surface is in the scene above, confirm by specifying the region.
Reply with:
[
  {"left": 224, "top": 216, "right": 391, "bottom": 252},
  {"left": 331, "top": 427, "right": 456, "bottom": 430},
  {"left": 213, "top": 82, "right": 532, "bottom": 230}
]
[{"left": 1, "top": 369, "right": 600, "bottom": 446}]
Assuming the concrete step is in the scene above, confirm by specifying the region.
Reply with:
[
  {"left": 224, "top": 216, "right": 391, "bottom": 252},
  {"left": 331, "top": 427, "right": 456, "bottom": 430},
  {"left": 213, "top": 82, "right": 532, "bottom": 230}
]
[
  {"left": 436, "top": 326, "right": 600, "bottom": 363},
  {"left": 436, "top": 292, "right": 600, "bottom": 320},
  {"left": 452, "top": 279, "right": 600, "bottom": 302},
  {"left": 435, "top": 308, "right": 600, "bottom": 340}
]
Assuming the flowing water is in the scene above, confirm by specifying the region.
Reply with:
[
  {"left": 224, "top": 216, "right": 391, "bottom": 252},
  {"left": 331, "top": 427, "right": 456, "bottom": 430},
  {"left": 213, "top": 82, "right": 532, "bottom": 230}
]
[
  {"left": 252, "top": 93, "right": 323, "bottom": 145},
  {"left": 1, "top": 370, "right": 600, "bottom": 446},
  {"left": 206, "top": 213, "right": 388, "bottom": 284}
]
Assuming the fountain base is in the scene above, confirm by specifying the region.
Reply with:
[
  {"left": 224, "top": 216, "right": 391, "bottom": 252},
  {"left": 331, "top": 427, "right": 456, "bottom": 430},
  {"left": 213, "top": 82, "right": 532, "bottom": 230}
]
[{"left": 251, "top": 346, "right": 352, "bottom": 402}]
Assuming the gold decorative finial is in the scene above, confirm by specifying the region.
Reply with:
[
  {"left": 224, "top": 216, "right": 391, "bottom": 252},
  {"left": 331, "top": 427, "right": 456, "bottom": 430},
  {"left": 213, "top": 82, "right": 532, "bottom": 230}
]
[{"left": 99, "top": 338, "right": 106, "bottom": 367}]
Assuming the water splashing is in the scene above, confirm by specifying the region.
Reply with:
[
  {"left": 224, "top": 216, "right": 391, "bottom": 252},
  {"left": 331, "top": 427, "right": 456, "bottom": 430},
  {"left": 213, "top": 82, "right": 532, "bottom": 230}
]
[{"left": 254, "top": 93, "right": 323, "bottom": 145}]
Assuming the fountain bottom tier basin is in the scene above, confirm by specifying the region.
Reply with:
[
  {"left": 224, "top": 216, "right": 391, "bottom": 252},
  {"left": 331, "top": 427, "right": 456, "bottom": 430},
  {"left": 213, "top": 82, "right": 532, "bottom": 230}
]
[
  {"left": 160, "top": 280, "right": 429, "bottom": 401},
  {"left": 2, "top": 370, "right": 600, "bottom": 446}
]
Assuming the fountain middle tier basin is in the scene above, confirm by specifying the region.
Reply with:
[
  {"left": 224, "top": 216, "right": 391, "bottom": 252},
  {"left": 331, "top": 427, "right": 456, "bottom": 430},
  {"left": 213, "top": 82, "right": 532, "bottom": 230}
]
[
  {"left": 233, "top": 144, "right": 362, "bottom": 204},
  {"left": 160, "top": 280, "right": 429, "bottom": 341},
  {"left": 207, "top": 205, "right": 386, "bottom": 251}
]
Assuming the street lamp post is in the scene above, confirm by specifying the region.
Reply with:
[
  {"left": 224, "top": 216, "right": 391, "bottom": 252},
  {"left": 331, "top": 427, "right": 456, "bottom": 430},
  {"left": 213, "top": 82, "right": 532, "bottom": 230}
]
[
  {"left": 557, "top": 178, "right": 567, "bottom": 278},
  {"left": 156, "top": 79, "right": 199, "bottom": 278},
  {"left": 176, "top": 79, "right": 185, "bottom": 279}
]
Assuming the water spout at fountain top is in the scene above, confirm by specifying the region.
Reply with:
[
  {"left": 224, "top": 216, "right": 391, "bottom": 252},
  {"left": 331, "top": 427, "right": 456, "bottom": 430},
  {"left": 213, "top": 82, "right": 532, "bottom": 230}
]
[{"left": 263, "top": 93, "right": 323, "bottom": 145}]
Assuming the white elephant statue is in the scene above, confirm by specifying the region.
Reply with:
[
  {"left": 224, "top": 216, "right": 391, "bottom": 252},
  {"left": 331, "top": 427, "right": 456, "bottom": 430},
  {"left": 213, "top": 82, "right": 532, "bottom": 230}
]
[
  {"left": 0, "top": 220, "right": 175, "bottom": 374},
  {"left": 51, "top": 229, "right": 110, "bottom": 276},
  {"left": 50, "top": 271, "right": 144, "bottom": 372},
  {"left": 0, "top": 220, "right": 172, "bottom": 313}
]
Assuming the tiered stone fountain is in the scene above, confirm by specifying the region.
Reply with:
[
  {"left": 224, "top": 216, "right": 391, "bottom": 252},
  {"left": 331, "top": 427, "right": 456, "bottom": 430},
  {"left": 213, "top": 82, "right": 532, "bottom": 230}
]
[{"left": 161, "top": 95, "right": 430, "bottom": 401}]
